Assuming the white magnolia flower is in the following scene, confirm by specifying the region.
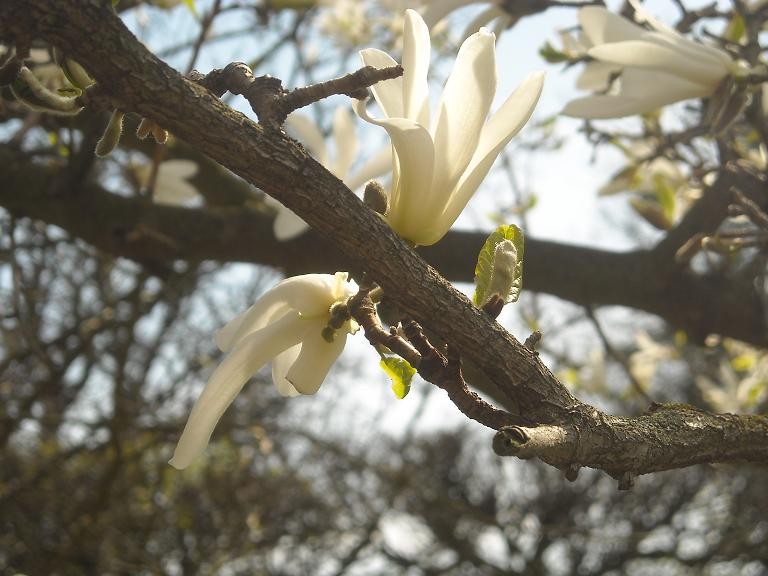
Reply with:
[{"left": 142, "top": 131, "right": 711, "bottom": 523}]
[
  {"left": 421, "top": 0, "right": 513, "bottom": 40},
  {"left": 563, "top": 3, "right": 739, "bottom": 119},
  {"left": 355, "top": 9, "right": 543, "bottom": 246},
  {"left": 557, "top": 28, "right": 620, "bottom": 92},
  {"left": 271, "top": 107, "right": 391, "bottom": 241},
  {"left": 170, "top": 272, "right": 357, "bottom": 469},
  {"left": 133, "top": 158, "right": 200, "bottom": 205},
  {"left": 317, "top": 0, "right": 370, "bottom": 46}
]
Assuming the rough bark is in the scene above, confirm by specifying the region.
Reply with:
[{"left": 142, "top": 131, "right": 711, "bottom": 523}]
[{"left": 1, "top": 0, "right": 766, "bottom": 482}]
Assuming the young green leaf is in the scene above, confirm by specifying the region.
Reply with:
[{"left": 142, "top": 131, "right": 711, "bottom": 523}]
[
  {"left": 380, "top": 356, "right": 416, "bottom": 399},
  {"left": 473, "top": 224, "right": 525, "bottom": 306}
]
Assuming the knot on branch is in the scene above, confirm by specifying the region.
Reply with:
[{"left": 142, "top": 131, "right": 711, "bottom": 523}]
[{"left": 190, "top": 62, "right": 403, "bottom": 129}]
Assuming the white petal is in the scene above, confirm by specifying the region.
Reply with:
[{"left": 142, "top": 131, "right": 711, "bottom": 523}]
[
  {"left": 343, "top": 146, "right": 392, "bottom": 192},
  {"left": 359, "top": 48, "right": 404, "bottom": 118},
  {"left": 215, "top": 274, "right": 340, "bottom": 351},
  {"left": 286, "top": 113, "right": 329, "bottom": 167},
  {"left": 402, "top": 10, "right": 431, "bottom": 126},
  {"left": 272, "top": 203, "right": 309, "bottom": 241},
  {"left": 169, "top": 312, "right": 305, "bottom": 469},
  {"left": 331, "top": 107, "right": 358, "bottom": 178},
  {"left": 576, "top": 61, "right": 620, "bottom": 92},
  {"left": 421, "top": 0, "right": 477, "bottom": 28},
  {"left": 588, "top": 41, "right": 726, "bottom": 87},
  {"left": 272, "top": 346, "right": 301, "bottom": 396},
  {"left": 161, "top": 159, "right": 199, "bottom": 179},
  {"left": 431, "top": 28, "right": 498, "bottom": 201},
  {"left": 286, "top": 318, "right": 348, "bottom": 394},
  {"left": 354, "top": 99, "right": 435, "bottom": 244},
  {"left": 429, "top": 72, "right": 543, "bottom": 246},
  {"left": 564, "top": 67, "right": 708, "bottom": 119},
  {"left": 153, "top": 179, "right": 199, "bottom": 205},
  {"left": 579, "top": 6, "right": 646, "bottom": 45},
  {"left": 460, "top": 6, "right": 506, "bottom": 43}
]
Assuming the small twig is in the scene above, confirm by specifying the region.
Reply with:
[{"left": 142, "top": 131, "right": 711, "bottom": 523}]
[
  {"left": 346, "top": 284, "right": 421, "bottom": 367},
  {"left": 189, "top": 62, "right": 403, "bottom": 129},
  {"left": 732, "top": 189, "right": 768, "bottom": 231},
  {"left": 403, "top": 320, "right": 517, "bottom": 430},
  {"left": 585, "top": 307, "right": 654, "bottom": 405}
]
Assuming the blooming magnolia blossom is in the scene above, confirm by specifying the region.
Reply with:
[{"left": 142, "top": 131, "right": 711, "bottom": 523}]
[
  {"left": 421, "top": 0, "right": 512, "bottom": 41},
  {"left": 356, "top": 9, "right": 543, "bottom": 246},
  {"left": 170, "top": 273, "right": 357, "bottom": 469},
  {"left": 563, "top": 3, "right": 739, "bottom": 119},
  {"left": 271, "top": 107, "right": 391, "bottom": 240}
]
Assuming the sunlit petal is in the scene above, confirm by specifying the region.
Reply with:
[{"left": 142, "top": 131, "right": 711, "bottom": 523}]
[
  {"left": 359, "top": 48, "right": 404, "bottom": 118},
  {"left": 431, "top": 28, "right": 497, "bottom": 199},
  {"left": 402, "top": 9, "right": 431, "bottom": 125},
  {"left": 215, "top": 274, "right": 339, "bottom": 351}
]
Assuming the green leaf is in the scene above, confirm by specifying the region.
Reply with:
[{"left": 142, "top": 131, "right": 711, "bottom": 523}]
[
  {"left": 473, "top": 224, "right": 525, "bottom": 306},
  {"left": 724, "top": 14, "right": 746, "bottom": 44},
  {"left": 380, "top": 356, "right": 416, "bottom": 399},
  {"left": 538, "top": 41, "right": 569, "bottom": 64},
  {"left": 652, "top": 174, "right": 677, "bottom": 224}
]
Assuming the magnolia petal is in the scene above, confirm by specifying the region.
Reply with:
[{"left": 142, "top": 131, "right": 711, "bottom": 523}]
[
  {"left": 354, "top": 99, "right": 435, "bottom": 243},
  {"left": 402, "top": 9, "right": 431, "bottom": 126},
  {"left": 421, "top": 0, "right": 477, "bottom": 28},
  {"left": 576, "top": 61, "right": 620, "bottom": 91},
  {"left": 641, "top": 30, "right": 733, "bottom": 73},
  {"left": 344, "top": 146, "right": 392, "bottom": 192},
  {"left": 162, "top": 159, "right": 199, "bottom": 179},
  {"left": 431, "top": 28, "right": 497, "bottom": 201},
  {"left": 430, "top": 72, "right": 544, "bottom": 246},
  {"left": 359, "top": 48, "right": 404, "bottom": 119},
  {"left": 272, "top": 346, "right": 301, "bottom": 397},
  {"left": 215, "top": 274, "right": 340, "bottom": 351},
  {"left": 579, "top": 6, "right": 646, "bottom": 45},
  {"left": 153, "top": 178, "right": 200, "bottom": 205},
  {"left": 460, "top": 6, "right": 506, "bottom": 43},
  {"left": 272, "top": 203, "right": 309, "bottom": 241},
  {"left": 169, "top": 313, "right": 305, "bottom": 469},
  {"left": 286, "top": 319, "right": 348, "bottom": 394},
  {"left": 620, "top": 68, "right": 708, "bottom": 103},
  {"left": 331, "top": 107, "right": 358, "bottom": 179},
  {"left": 587, "top": 41, "right": 725, "bottom": 87},
  {"left": 285, "top": 113, "right": 329, "bottom": 166}
]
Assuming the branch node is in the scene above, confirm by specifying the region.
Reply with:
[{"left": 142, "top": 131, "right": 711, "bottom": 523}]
[
  {"left": 524, "top": 330, "right": 542, "bottom": 351},
  {"left": 565, "top": 463, "right": 581, "bottom": 482},
  {"left": 617, "top": 471, "right": 636, "bottom": 491}
]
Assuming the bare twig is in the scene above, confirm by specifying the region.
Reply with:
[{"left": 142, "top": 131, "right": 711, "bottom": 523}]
[{"left": 189, "top": 62, "right": 403, "bottom": 128}]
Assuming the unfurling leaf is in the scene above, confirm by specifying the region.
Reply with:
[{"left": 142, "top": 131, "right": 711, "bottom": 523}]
[
  {"left": 380, "top": 356, "right": 416, "bottom": 399},
  {"left": 473, "top": 224, "right": 525, "bottom": 307}
]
